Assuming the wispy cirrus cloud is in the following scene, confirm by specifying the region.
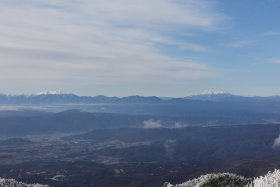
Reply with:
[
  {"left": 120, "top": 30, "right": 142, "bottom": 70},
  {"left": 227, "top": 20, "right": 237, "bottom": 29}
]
[
  {"left": 264, "top": 31, "right": 280, "bottom": 37},
  {"left": 266, "top": 58, "right": 280, "bottom": 64},
  {"left": 227, "top": 40, "right": 255, "bottom": 48},
  {"left": 0, "top": 0, "right": 225, "bottom": 94}
]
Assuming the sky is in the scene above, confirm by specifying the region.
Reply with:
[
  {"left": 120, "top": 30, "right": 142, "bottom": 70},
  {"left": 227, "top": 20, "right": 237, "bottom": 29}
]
[{"left": 1, "top": 0, "right": 280, "bottom": 97}]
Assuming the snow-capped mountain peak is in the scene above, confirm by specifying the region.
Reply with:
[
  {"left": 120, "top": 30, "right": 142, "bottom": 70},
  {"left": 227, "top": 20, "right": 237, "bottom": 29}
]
[
  {"left": 185, "top": 90, "right": 235, "bottom": 101},
  {"left": 35, "top": 91, "right": 62, "bottom": 96},
  {"left": 201, "top": 90, "right": 227, "bottom": 95}
]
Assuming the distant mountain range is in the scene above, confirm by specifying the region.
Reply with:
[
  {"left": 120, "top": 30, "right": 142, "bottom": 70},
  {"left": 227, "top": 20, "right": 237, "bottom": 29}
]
[
  {"left": 3, "top": 92, "right": 280, "bottom": 126},
  {"left": 0, "top": 93, "right": 163, "bottom": 104},
  {"left": 0, "top": 91, "right": 280, "bottom": 104}
]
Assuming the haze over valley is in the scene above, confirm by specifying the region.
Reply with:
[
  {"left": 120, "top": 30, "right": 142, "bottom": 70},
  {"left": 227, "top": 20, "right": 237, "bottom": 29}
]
[
  {"left": 0, "top": 92, "right": 279, "bottom": 186},
  {"left": 1, "top": 0, "right": 280, "bottom": 186}
]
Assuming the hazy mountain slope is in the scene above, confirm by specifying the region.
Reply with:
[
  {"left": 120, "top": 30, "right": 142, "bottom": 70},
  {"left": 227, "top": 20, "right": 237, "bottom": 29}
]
[
  {"left": 0, "top": 110, "right": 148, "bottom": 136},
  {"left": 2, "top": 93, "right": 280, "bottom": 125},
  {"left": 0, "top": 109, "right": 280, "bottom": 137}
]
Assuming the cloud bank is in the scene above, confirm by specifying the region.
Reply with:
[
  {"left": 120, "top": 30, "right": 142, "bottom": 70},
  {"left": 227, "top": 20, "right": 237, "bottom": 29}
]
[
  {"left": 272, "top": 134, "right": 280, "bottom": 149},
  {"left": 143, "top": 119, "right": 188, "bottom": 129},
  {"left": 143, "top": 120, "right": 162, "bottom": 129}
]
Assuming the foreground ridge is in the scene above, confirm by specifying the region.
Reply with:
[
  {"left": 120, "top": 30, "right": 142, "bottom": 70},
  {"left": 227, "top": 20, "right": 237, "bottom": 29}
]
[
  {"left": 0, "top": 178, "right": 48, "bottom": 187},
  {"left": 247, "top": 169, "right": 280, "bottom": 187},
  {"left": 164, "top": 169, "right": 280, "bottom": 187},
  {"left": 164, "top": 173, "right": 248, "bottom": 187}
]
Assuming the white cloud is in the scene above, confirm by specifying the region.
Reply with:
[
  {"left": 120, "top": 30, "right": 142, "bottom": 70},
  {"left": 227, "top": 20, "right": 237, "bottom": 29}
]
[
  {"left": 272, "top": 134, "right": 280, "bottom": 149},
  {"left": 267, "top": 58, "right": 280, "bottom": 64},
  {"left": 227, "top": 40, "right": 255, "bottom": 48},
  {"left": 0, "top": 0, "right": 225, "bottom": 94},
  {"left": 143, "top": 120, "right": 162, "bottom": 129},
  {"left": 143, "top": 120, "right": 188, "bottom": 129},
  {"left": 264, "top": 31, "right": 280, "bottom": 37}
]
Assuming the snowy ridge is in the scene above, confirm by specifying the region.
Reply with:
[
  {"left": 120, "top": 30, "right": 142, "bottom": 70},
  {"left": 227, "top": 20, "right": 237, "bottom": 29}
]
[
  {"left": 0, "top": 178, "right": 48, "bottom": 187},
  {"left": 247, "top": 169, "right": 280, "bottom": 187},
  {"left": 201, "top": 90, "right": 227, "bottom": 95},
  {"left": 34, "top": 91, "right": 62, "bottom": 95},
  {"left": 164, "top": 173, "right": 248, "bottom": 187},
  {"left": 164, "top": 169, "right": 280, "bottom": 187}
]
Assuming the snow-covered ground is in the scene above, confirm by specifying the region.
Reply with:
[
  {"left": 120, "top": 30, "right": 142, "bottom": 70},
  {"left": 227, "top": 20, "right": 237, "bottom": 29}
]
[
  {"left": 164, "top": 173, "right": 248, "bottom": 187},
  {"left": 165, "top": 169, "right": 280, "bottom": 187},
  {"left": 0, "top": 178, "right": 48, "bottom": 187},
  {"left": 247, "top": 169, "right": 280, "bottom": 187}
]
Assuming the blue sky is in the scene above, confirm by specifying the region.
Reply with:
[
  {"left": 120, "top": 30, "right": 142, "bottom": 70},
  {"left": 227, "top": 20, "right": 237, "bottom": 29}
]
[{"left": 0, "top": 0, "right": 280, "bottom": 96}]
